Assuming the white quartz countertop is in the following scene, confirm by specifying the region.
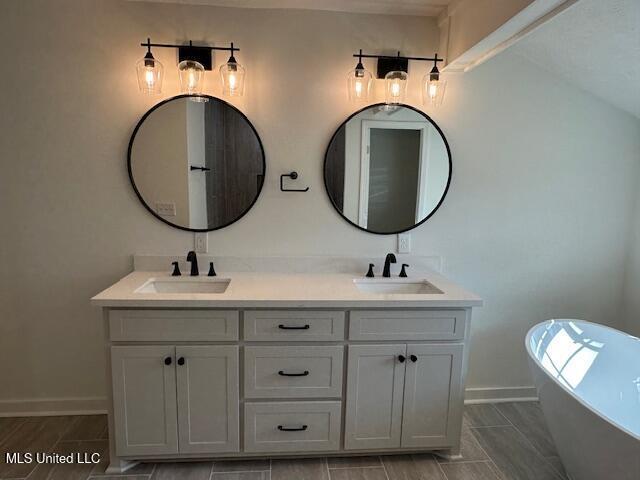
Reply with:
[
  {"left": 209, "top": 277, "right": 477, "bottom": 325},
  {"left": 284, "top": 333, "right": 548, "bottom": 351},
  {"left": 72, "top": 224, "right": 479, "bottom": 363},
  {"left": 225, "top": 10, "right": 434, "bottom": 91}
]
[{"left": 91, "top": 270, "right": 483, "bottom": 308}]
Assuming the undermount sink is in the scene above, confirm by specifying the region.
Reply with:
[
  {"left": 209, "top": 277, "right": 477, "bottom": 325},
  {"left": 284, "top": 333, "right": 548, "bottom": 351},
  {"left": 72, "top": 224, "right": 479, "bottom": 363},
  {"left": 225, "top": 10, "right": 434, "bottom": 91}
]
[
  {"left": 354, "top": 279, "right": 443, "bottom": 295},
  {"left": 135, "top": 277, "right": 231, "bottom": 294}
]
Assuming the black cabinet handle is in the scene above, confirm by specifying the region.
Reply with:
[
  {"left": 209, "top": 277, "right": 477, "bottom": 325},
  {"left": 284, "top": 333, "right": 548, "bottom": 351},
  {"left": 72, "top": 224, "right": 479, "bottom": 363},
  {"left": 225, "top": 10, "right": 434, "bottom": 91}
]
[
  {"left": 177, "top": 357, "right": 185, "bottom": 366},
  {"left": 278, "top": 324, "right": 310, "bottom": 330},
  {"left": 278, "top": 425, "right": 308, "bottom": 432},
  {"left": 164, "top": 356, "right": 172, "bottom": 366},
  {"left": 398, "top": 355, "right": 406, "bottom": 363},
  {"left": 278, "top": 370, "right": 310, "bottom": 377},
  {"left": 410, "top": 355, "right": 418, "bottom": 363}
]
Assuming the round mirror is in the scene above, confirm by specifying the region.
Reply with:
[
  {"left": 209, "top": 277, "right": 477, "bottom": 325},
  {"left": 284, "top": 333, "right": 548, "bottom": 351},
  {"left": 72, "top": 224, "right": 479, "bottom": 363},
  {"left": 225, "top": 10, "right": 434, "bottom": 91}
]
[
  {"left": 128, "top": 95, "right": 265, "bottom": 232},
  {"left": 324, "top": 103, "right": 451, "bottom": 234}
]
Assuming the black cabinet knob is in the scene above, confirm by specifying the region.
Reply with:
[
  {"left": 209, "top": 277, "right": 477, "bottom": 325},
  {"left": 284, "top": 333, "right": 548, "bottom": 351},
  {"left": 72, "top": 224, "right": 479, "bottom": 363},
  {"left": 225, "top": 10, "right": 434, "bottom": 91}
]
[
  {"left": 177, "top": 357, "right": 185, "bottom": 366},
  {"left": 398, "top": 355, "right": 406, "bottom": 363},
  {"left": 410, "top": 355, "right": 418, "bottom": 362},
  {"left": 164, "top": 356, "right": 172, "bottom": 366}
]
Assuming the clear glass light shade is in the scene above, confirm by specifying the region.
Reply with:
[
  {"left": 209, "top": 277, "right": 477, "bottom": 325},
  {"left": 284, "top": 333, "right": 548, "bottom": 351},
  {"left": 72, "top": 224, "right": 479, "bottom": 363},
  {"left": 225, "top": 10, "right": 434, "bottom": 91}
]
[
  {"left": 347, "top": 68, "right": 372, "bottom": 102},
  {"left": 178, "top": 60, "right": 205, "bottom": 96},
  {"left": 220, "top": 61, "right": 245, "bottom": 96},
  {"left": 423, "top": 74, "right": 447, "bottom": 107},
  {"left": 384, "top": 71, "right": 408, "bottom": 104},
  {"left": 136, "top": 56, "right": 163, "bottom": 94}
]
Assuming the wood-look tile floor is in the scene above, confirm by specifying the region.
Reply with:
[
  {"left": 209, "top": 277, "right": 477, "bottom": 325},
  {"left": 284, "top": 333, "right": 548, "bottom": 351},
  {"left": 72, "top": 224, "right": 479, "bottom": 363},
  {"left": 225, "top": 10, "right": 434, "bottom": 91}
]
[{"left": 0, "top": 402, "right": 566, "bottom": 480}]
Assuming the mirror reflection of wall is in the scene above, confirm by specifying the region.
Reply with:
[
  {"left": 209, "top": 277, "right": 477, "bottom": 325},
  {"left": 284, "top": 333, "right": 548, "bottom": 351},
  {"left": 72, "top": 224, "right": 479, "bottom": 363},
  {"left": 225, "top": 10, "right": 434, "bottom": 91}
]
[
  {"left": 129, "top": 96, "right": 265, "bottom": 231},
  {"left": 325, "top": 105, "right": 451, "bottom": 234}
]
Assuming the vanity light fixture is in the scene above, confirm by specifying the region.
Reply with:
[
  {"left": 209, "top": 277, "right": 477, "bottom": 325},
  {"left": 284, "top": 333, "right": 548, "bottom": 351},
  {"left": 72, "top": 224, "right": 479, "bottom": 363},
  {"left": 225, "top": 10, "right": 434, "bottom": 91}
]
[
  {"left": 423, "top": 53, "right": 446, "bottom": 108},
  {"left": 347, "top": 50, "right": 373, "bottom": 102},
  {"left": 219, "top": 43, "right": 245, "bottom": 97},
  {"left": 136, "top": 38, "right": 242, "bottom": 97},
  {"left": 350, "top": 50, "right": 444, "bottom": 106},
  {"left": 136, "top": 39, "right": 164, "bottom": 94}
]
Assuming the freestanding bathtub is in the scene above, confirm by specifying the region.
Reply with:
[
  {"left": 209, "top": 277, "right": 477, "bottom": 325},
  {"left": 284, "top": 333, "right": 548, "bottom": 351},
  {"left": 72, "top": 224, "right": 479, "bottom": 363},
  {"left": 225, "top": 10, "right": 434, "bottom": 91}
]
[{"left": 526, "top": 320, "right": 640, "bottom": 480}]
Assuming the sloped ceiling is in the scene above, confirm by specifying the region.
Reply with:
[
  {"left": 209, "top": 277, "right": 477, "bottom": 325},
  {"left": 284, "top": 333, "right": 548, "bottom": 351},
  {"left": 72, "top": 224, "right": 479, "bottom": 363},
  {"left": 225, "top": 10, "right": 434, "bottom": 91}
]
[
  {"left": 511, "top": 0, "right": 640, "bottom": 118},
  {"left": 130, "top": 0, "right": 453, "bottom": 16}
]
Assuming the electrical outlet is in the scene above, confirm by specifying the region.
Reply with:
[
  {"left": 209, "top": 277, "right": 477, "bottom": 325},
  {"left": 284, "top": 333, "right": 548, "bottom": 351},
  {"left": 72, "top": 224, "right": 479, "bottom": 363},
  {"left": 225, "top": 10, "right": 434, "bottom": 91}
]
[
  {"left": 398, "top": 233, "right": 411, "bottom": 254},
  {"left": 156, "top": 202, "right": 176, "bottom": 217},
  {"left": 195, "top": 232, "right": 208, "bottom": 253}
]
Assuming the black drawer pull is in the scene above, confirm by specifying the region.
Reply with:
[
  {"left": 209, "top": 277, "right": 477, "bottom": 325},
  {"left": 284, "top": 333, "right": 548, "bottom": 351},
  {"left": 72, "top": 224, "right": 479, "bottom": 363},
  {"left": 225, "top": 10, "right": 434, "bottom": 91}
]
[
  {"left": 398, "top": 355, "right": 406, "bottom": 363},
  {"left": 164, "top": 356, "right": 172, "bottom": 366},
  {"left": 177, "top": 357, "right": 185, "bottom": 366},
  {"left": 410, "top": 355, "right": 418, "bottom": 363},
  {"left": 278, "top": 370, "right": 310, "bottom": 377},
  {"left": 278, "top": 324, "right": 310, "bottom": 330},
  {"left": 278, "top": 425, "right": 308, "bottom": 432}
]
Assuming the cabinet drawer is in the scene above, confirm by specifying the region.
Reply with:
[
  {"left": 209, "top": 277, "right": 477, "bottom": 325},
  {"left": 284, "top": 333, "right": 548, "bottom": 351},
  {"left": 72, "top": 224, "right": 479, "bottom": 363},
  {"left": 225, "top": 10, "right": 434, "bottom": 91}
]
[
  {"left": 244, "top": 346, "right": 343, "bottom": 398},
  {"left": 244, "top": 401, "right": 341, "bottom": 452},
  {"left": 109, "top": 310, "right": 239, "bottom": 341},
  {"left": 244, "top": 311, "right": 345, "bottom": 341},
  {"left": 349, "top": 310, "right": 466, "bottom": 341}
]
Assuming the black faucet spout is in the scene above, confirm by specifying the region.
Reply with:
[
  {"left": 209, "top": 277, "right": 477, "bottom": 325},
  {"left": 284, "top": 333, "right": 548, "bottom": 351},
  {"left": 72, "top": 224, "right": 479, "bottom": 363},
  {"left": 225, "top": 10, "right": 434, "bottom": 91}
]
[
  {"left": 382, "top": 253, "right": 397, "bottom": 278},
  {"left": 186, "top": 251, "right": 199, "bottom": 276}
]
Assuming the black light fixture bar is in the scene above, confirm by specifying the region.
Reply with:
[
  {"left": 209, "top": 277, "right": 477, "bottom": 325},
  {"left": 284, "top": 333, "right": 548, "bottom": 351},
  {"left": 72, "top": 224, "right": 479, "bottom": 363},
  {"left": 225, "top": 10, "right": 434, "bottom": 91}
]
[
  {"left": 140, "top": 38, "right": 239, "bottom": 71},
  {"left": 353, "top": 52, "right": 443, "bottom": 63},
  {"left": 140, "top": 39, "right": 239, "bottom": 53},
  {"left": 353, "top": 51, "right": 444, "bottom": 78}
]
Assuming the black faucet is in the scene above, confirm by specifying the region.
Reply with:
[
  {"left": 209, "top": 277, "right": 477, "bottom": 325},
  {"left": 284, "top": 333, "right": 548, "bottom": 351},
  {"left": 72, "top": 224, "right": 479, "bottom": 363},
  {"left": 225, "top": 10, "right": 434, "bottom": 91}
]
[
  {"left": 186, "top": 251, "right": 199, "bottom": 276},
  {"left": 382, "top": 253, "right": 397, "bottom": 278}
]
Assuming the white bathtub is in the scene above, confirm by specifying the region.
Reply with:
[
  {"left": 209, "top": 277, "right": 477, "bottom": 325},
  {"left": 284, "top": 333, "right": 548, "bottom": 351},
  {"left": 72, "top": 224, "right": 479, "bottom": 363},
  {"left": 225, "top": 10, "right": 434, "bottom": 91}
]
[{"left": 526, "top": 320, "right": 640, "bottom": 480}]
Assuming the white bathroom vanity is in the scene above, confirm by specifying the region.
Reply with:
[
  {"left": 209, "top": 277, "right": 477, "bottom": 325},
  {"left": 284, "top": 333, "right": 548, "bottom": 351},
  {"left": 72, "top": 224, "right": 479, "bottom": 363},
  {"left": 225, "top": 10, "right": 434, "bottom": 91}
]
[{"left": 92, "top": 258, "right": 481, "bottom": 473}]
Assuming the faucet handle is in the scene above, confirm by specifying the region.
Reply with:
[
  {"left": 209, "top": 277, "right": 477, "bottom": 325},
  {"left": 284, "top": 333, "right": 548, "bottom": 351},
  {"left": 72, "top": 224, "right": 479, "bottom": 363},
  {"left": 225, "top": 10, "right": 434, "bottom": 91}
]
[
  {"left": 365, "top": 263, "right": 375, "bottom": 278},
  {"left": 171, "top": 261, "right": 181, "bottom": 276},
  {"left": 208, "top": 262, "right": 217, "bottom": 277},
  {"left": 399, "top": 264, "right": 409, "bottom": 278}
]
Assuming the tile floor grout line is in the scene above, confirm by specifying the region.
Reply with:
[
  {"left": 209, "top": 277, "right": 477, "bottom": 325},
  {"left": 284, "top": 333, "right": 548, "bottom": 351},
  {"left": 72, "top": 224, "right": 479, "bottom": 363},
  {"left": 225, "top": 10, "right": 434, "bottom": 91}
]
[
  {"left": 379, "top": 456, "right": 390, "bottom": 480},
  {"left": 488, "top": 404, "right": 513, "bottom": 427},
  {"left": 328, "top": 465, "right": 386, "bottom": 470},
  {"left": 494, "top": 408, "right": 564, "bottom": 480},
  {"left": 434, "top": 456, "right": 451, "bottom": 480}
]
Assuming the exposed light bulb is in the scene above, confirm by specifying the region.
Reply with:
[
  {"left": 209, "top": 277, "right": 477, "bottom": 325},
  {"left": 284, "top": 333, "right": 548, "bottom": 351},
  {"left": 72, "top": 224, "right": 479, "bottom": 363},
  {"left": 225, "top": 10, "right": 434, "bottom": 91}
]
[
  {"left": 178, "top": 60, "right": 205, "bottom": 96},
  {"left": 220, "top": 46, "right": 245, "bottom": 97},
  {"left": 347, "top": 56, "right": 372, "bottom": 102},
  {"left": 384, "top": 70, "right": 407, "bottom": 104},
  {"left": 423, "top": 57, "right": 446, "bottom": 108},
  {"left": 136, "top": 45, "right": 163, "bottom": 95}
]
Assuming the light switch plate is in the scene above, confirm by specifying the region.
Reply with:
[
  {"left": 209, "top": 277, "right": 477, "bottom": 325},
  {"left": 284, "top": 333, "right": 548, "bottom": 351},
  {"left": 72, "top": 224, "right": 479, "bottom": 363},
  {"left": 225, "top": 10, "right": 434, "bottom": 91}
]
[
  {"left": 195, "top": 232, "right": 208, "bottom": 253},
  {"left": 398, "top": 233, "right": 411, "bottom": 254}
]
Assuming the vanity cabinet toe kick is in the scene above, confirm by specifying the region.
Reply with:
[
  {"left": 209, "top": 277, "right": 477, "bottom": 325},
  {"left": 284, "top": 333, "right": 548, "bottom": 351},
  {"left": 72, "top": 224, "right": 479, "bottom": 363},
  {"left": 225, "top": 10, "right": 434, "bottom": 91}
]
[{"left": 102, "top": 307, "right": 471, "bottom": 472}]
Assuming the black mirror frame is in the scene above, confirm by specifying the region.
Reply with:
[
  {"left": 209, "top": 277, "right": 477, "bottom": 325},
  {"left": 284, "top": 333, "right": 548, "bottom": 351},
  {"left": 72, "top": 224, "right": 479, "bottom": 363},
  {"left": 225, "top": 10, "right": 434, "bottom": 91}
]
[
  {"left": 127, "top": 94, "right": 266, "bottom": 233},
  {"left": 323, "top": 102, "right": 452, "bottom": 235}
]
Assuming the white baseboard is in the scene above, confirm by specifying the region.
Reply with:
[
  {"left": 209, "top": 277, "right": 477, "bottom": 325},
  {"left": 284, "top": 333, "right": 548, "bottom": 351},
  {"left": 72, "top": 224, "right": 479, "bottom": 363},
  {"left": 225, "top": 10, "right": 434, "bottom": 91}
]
[
  {"left": 0, "top": 397, "right": 108, "bottom": 417},
  {"left": 0, "top": 387, "right": 537, "bottom": 417},
  {"left": 464, "top": 386, "right": 538, "bottom": 404}
]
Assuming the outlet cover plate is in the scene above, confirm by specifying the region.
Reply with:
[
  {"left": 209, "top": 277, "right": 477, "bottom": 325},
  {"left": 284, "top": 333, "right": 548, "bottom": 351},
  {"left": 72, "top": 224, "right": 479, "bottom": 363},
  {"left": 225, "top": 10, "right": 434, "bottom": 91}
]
[
  {"left": 195, "top": 232, "right": 208, "bottom": 253},
  {"left": 398, "top": 233, "right": 411, "bottom": 254}
]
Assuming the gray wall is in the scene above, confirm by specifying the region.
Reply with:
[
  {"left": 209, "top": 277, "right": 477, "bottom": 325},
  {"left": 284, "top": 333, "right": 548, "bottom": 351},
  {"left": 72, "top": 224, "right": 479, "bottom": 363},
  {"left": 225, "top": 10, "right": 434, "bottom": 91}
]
[{"left": 1, "top": 0, "right": 639, "bottom": 412}]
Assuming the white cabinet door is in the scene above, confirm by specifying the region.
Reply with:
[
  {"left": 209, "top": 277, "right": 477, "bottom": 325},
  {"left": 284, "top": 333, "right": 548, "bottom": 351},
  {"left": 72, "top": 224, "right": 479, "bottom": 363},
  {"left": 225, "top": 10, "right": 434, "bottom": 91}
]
[
  {"left": 401, "top": 343, "right": 464, "bottom": 448},
  {"left": 111, "top": 346, "right": 178, "bottom": 456},
  {"left": 176, "top": 345, "right": 240, "bottom": 454},
  {"left": 344, "top": 344, "right": 407, "bottom": 450}
]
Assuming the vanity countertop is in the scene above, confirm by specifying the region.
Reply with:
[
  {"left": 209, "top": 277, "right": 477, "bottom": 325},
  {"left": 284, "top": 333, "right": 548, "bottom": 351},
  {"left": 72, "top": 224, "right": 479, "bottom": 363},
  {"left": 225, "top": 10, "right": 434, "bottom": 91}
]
[{"left": 92, "top": 270, "right": 482, "bottom": 308}]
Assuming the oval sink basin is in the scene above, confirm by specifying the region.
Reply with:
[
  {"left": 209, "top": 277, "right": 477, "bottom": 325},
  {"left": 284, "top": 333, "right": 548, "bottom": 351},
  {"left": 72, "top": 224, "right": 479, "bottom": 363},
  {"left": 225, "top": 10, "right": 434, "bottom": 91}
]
[
  {"left": 354, "top": 279, "right": 443, "bottom": 295},
  {"left": 136, "top": 277, "right": 230, "bottom": 294}
]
